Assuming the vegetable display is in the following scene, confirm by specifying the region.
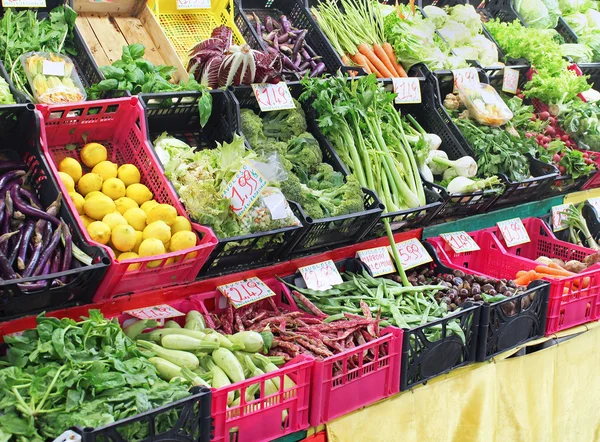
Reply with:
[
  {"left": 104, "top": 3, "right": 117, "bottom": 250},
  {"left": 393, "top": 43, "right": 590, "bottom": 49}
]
[
  {"left": 0, "top": 77, "right": 15, "bottom": 105},
  {"left": 22, "top": 52, "right": 85, "bottom": 104},
  {"left": 565, "top": 202, "right": 600, "bottom": 248},
  {"left": 514, "top": 253, "right": 600, "bottom": 285}
]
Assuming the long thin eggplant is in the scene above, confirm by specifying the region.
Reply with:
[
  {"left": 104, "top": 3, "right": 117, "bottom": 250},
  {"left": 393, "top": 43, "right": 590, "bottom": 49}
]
[
  {"left": 23, "top": 233, "right": 42, "bottom": 278},
  {"left": 8, "top": 228, "right": 23, "bottom": 267},
  {"left": 19, "top": 187, "right": 41, "bottom": 208},
  {"left": 11, "top": 185, "right": 60, "bottom": 226},
  {"left": 51, "top": 248, "right": 62, "bottom": 274},
  {"left": 0, "top": 162, "right": 27, "bottom": 174},
  {"left": 17, "top": 221, "right": 34, "bottom": 270},
  {"left": 266, "top": 15, "right": 274, "bottom": 32},
  {"left": 0, "top": 170, "right": 26, "bottom": 191},
  {"left": 292, "top": 30, "right": 306, "bottom": 60},
  {"left": 60, "top": 221, "right": 72, "bottom": 273},
  {"left": 311, "top": 62, "right": 326, "bottom": 77},
  {"left": 280, "top": 15, "right": 291, "bottom": 32},
  {"left": 0, "top": 250, "right": 18, "bottom": 280},
  {"left": 32, "top": 227, "right": 61, "bottom": 276}
]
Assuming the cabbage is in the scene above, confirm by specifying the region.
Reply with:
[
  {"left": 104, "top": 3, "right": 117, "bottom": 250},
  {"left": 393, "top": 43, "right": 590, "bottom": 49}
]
[
  {"left": 578, "top": 31, "right": 600, "bottom": 59},
  {"left": 560, "top": 42, "right": 594, "bottom": 61},
  {"left": 449, "top": 4, "right": 483, "bottom": 35},
  {"left": 585, "top": 8, "right": 600, "bottom": 28},
  {"left": 472, "top": 35, "right": 500, "bottom": 66},
  {"left": 558, "top": 0, "right": 593, "bottom": 14},
  {"left": 423, "top": 5, "right": 448, "bottom": 27},
  {"left": 438, "top": 21, "right": 472, "bottom": 46},
  {"left": 452, "top": 45, "right": 479, "bottom": 60},
  {"left": 542, "top": 0, "right": 563, "bottom": 25},
  {"left": 564, "top": 12, "right": 589, "bottom": 33},
  {"left": 515, "top": 0, "right": 560, "bottom": 28},
  {"left": 0, "top": 78, "right": 14, "bottom": 105}
]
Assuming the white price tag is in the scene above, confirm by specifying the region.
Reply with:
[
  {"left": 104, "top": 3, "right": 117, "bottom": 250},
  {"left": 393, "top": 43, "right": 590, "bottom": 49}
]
[
  {"left": 221, "top": 162, "right": 267, "bottom": 218},
  {"left": 252, "top": 82, "right": 295, "bottom": 112},
  {"left": 2, "top": 0, "right": 46, "bottom": 6},
  {"left": 588, "top": 197, "right": 600, "bottom": 215},
  {"left": 356, "top": 246, "right": 396, "bottom": 276},
  {"left": 440, "top": 231, "right": 481, "bottom": 253},
  {"left": 42, "top": 60, "right": 65, "bottom": 77},
  {"left": 389, "top": 238, "right": 433, "bottom": 270},
  {"left": 497, "top": 218, "right": 530, "bottom": 247},
  {"left": 125, "top": 304, "right": 185, "bottom": 320},
  {"left": 299, "top": 260, "right": 343, "bottom": 291},
  {"left": 392, "top": 77, "right": 422, "bottom": 104},
  {"left": 552, "top": 204, "right": 571, "bottom": 232},
  {"left": 502, "top": 67, "right": 519, "bottom": 94},
  {"left": 452, "top": 67, "right": 479, "bottom": 92},
  {"left": 176, "top": 0, "right": 211, "bottom": 9},
  {"left": 218, "top": 277, "right": 275, "bottom": 308}
]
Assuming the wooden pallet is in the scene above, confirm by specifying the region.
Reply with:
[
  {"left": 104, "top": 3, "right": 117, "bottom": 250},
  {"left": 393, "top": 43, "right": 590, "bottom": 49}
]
[{"left": 73, "top": 0, "right": 188, "bottom": 83}]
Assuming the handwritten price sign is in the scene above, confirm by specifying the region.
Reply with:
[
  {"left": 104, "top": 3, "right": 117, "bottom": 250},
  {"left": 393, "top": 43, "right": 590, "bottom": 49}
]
[
  {"left": 218, "top": 277, "right": 275, "bottom": 308},
  {"left": 2, "top": 0, "right": 45, "bottom": 6},
  {"left": 588, "top": 197, "right": 600, "bottom": 216},
  {"left": 440, "top": 231, "right": 481, "bottom": 253},
  {"left": 252, "top": 82, "right": 295, "bottom": 112},
  {"left": 552, "top": 203, "right": 571, "bottom": 232},
  {"left": 176, "top": 0, "right": 211, "bottom": 9},
  {"left": 356, "top": 246, "right": 396, "bottom": 276},
  {"left": 393, "top": 77, "right": 422, "bottom": 104},
  {"left": 299, "top": 260, "right": 343, "bottom": 291},
  {"left": 502, "top": 67, "right": 519, "bottom": 94},
  {"left": 125, "top": 304, "right": 185, "bottom": 320},
  {"left": 389, "top": 238, "right": 433, "bottom": 270},
  {"left": 221, "top": 162, "right": 267, "bottom": 218},
  {"left": 452, "top": 67, "right": 479, "bottom": 92},
  {"left": 497, "top": 218, "right": 530, "bottom": 247}
]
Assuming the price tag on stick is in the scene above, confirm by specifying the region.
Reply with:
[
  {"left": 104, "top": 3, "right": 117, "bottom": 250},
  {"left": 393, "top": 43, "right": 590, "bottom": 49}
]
[
  {"left": 299, "top": 260, "right": 343, "bottom": 291},
  {"left": 552, "top": 204, "right": 571, "bottom": 232},
  {"left": 125, "top": 304, "right": 185, "bottom": 320},
  {"left": 440, "top": 231, "right": 481, "bottom": 253},
  {"left": 393, "top": 77, "right": 422, "bottom": 104},
  {"left": 497, "top": 218, "right": 530, "bottom": 247},
  {"left": 356, "top": 246, "right": 396, "bottom": 276},
  {"left": 502, "top": 67, "right": 519, "bottom": 94},
  {"left": 218, "top": 277, "right": 275, "bottom": 308},
  {"left": 452, "top": 67, "right": 479, "bottom": 92},
  {"left": 252, "top": 82, "right": 296, "bottom": 112},
  {"left": 221, "top": 162, "right": 267, "bottom": 218},
  {"left": 388, "top": 238, "right": 433, "bottom": 270},
  {"left": 2, "top": 0, "right": 46, "bottom": 6},
  {"left": 176, "top": 0, "right": 211, "bottom": 9}
]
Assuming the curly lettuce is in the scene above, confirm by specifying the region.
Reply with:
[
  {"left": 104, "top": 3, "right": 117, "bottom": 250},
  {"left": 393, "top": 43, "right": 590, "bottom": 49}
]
[{"left": 0, "top": 77, "right": 14, "bottom": 105}]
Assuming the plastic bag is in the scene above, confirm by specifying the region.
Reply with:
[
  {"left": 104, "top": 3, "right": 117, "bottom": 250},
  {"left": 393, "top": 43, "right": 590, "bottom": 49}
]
[
  {"left": 240, "top": 187, "right": 301, "bottom": 233},
  {"left": 457, "top": 82, "right": 514, "bottom": 126},
  {"left": 21, "top": 52, "right": 86, "bottom": 104}
]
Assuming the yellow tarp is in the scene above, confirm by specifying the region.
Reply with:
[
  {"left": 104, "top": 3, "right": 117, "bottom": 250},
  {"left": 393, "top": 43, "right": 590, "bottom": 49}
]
[{"left": 326, "top": 323, "right": 600, "bottom": 442}]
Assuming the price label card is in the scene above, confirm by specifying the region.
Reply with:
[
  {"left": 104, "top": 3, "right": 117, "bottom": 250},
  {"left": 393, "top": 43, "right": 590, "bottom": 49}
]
[
  {"left": 125, "top": 304, "right": 185, "bottom": 320},
  {"left": 299, "top": 260, "right": 343, "bottom": 291},
  {"left": 252, "top": 82, "right": 295, "bottom": 112},
  {"left": 588, "top": 197, "right": 600, "bottom": 215},
  {"left": 502, "top": 67, "right": 519, "bottom": 94},
  {"left": 176, "top": 0, "right": 211, "bottom": 9},
  {"left": 393, "top": 77, "right": 422, "bottom": 104},
  {"left": 389, "top": 238, "right": 433, "bottom": 270},
  {"left": 2, "top": 0, "right": 46, "bottom": 6},
  {"left": 221, "top": 162, "right": 267, "bottom": 218},
  {"left": 356, "top": 246, "right": 396, "bottom": 276},
  {"left": 440, "top": 231, "right": 481, "bottom": 253},
  {"left": 218, "top": 277, "right": 275, "bottom": 308},
  {"left": 552, "top": 203, "right": 571, "bottom": 231},
  {"left": 497, "top": 218, "right": 530, "bottom": 247},
  {"left": 42, "top": 60, "right": 65, "bottom": 77},
  {"left": 452, "top": 67, "right": 479, "bottom": 92}
]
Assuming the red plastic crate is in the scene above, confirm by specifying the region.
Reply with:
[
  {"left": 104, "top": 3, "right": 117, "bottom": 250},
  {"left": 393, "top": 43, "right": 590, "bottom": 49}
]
[
  {"left": 428, "top": 218, "right": 600, "bottom": 335},
  {"left": 36, "top": 97, "right": 218, "bottom": 301}
]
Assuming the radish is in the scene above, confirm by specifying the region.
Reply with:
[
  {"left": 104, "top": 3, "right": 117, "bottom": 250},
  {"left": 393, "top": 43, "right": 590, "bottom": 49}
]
[
  {"left": 545, "top": 126, "right": 556, "bottom": 137},
  {"left": 539, "top": 111, "right": 550, "bottom": 121},
  {"left": 553, "top": 154, "right": 561, "bottom": 163},
  {"left": 561, "top": 135, "right": 569, "bottom": 142}
]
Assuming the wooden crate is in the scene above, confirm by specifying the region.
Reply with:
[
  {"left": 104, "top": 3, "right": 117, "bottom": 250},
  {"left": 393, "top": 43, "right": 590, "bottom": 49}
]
[{"left": 73, "top": 0, "right": 188, "bottom": 83}]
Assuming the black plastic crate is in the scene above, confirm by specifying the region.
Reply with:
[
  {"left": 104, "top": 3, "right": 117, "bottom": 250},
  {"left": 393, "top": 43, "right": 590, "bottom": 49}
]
[
  {"left": 139, "top": 90, "right": 304, "bottom": 278},
  {"left": 233, "top": 0, "right": 343, "bottom": 81},
  {"left": 540, "top": 203, "right": 600, "bottom": 243},
  {"left": 71, "top": 386, "right": 212, "bottom": 442},
  {"left": 0, "top": 104, "right": 109, "bottom": 320},
  {"left": 556, "top": 16, "right": 579, "bottom": 43},
  {"left": 577, "top": 63, "right": 600, "bottom": 89},
  {"left": 482, "top": 0, "right": 525, "bottom": 24},
  {"left": 230, "top": 84, "right": 384, "bottom": 256}
]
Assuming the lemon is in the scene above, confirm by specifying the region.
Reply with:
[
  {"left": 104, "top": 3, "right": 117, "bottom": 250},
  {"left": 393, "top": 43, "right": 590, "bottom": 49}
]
[
  {"left": 123, "top": 208, "right": 147, "bottom": 231},
  {"left": 85, "top": 190, "right": 104, "bottom": 200},
  {"left": 84, "top": 194, "right": 115, "bottom": 220},
  {"left": 114, "top": 197, "right": 138, "bottom": 215},
  {"left": 80, "top": 142, "right": 108, "bottom": 168},
  {"left": 126, "top": 183, "right": 153, "bottom": 205},
  {"left": 80, "top": 214, "right": 94, "bottom": 229},
  {"left": 59, "top": 158, "right": 82, "bottom": 183},
  {"left": 143, "top": 220, "right": 171, "bottom": 245},
  {"left": 111, "top": 224, "right": 136, "bottom": 252},
  {"left": 102, "top": 178, "right": 126, "bottom": 200},
  {"left": 118, "top": 252, "right": 141, "bottom": 271},
  {"left": 147, "top": 204, "right": 177, "bottom": 226},
  {"left": 58, "top": 172, "right": 75, "bottom": 192},
  {"left": 87, "top": 221, "right": 111, "bottom": 245},
  {"left": 132, "top": 230, "right": 143, "bottom": 253},
  {"left": 78, "top": 173, "right": 103, "bottom": 196},
  {"left": 169, "top": 231, "right": 196, "bottom": 252},
  {"left": 118, "top": 164, "right": 141, "bottom": 187},
  {"left": 171, "top": 216, "right": 193, "bottom": 234},
  {"left": 68, "top": 192, "right": 85, "bottom": 215},
  {"left": 140, "top": 200, "right": 159, "bottom": 215},
  {"left": 92, "top": 161, "right": 118, "bottom": 181},
  {"left": 102, "top": 212, "right": 127, "bottom": 230},
  {"left": 138, "top": 238, "right": 166, "bottom": 268}
]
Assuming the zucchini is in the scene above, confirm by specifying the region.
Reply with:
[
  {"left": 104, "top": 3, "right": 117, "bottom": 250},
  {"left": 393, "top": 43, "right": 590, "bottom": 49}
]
[
  {"left": 184, "top": 310, "right": 205, "bottom": 331},
  {"left": 206, "top": 357, "right": 234, "bottom": 405},
  {"left": 161, "top": 334, "right": 219, "bottom": 352},
  {"left": 164, "top": 320, "right": 181, "bottom": 329},
  {"left": 137, "top": 340, "right": 199, "bottom": 369},
  {"left": 124, "top": 319, "right": 158, "bottom": 341},
  {"left": 213, "top": 348, "right": 245, "bottom": 383},
  {"left": 148, "top": 357, "right": 182, "bottom": 381},
  {"left": 229, "top": 331, "right": 264, "bottom": 353},
  {"left": 141, "top": 328, "right": 206, "bottom": 342}
]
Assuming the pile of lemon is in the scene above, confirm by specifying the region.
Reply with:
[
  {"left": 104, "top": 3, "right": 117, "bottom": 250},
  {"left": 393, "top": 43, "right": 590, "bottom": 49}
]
[{"left": 57, "top": 142, "right": 196, "bottom": 269}]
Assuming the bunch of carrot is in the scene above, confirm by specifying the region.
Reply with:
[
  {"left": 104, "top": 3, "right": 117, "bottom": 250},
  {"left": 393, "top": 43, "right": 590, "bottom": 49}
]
[
  {"left": 312, "top": 0, "right": 407, "bottom": 78},
  {"left": 514, "top": 263, "right": 590, "bottom": 291}
]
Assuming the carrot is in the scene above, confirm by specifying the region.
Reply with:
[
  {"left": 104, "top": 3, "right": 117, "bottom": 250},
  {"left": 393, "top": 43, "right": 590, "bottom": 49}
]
[
  {"left": 514, "top": 275, "right": 531, "bottom": 286},
  {"left": 358, "top": 43, "right": 394, "bottom": 78},
  {"left": 548, "top": 262, "right": 569, "bottom": 271},
  {"left": 341, "top": 55, "right": 353, "bottom": 66},
  {"left": 535, "top": 265, "right": 575, "bottom": 277},
  {"left": 382, "top": 42, "right": 407, "bottom": 77},
  {"left": 516, "top": 270, "right": 528, "bottom": 278},
  {"left": 373, "top": 43, "right": 400, "bottom": 78},
  {"left": 364, "top": 57, "right": 379, "bottom": 77},
  {"left": 350, "top": 53, "right": 372, "bottom": 75}
]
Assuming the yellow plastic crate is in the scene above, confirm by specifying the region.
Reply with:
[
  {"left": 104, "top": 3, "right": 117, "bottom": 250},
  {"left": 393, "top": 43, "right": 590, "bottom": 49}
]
[{"left": 148, "top": 0, "right": 245, "bottom": 65}]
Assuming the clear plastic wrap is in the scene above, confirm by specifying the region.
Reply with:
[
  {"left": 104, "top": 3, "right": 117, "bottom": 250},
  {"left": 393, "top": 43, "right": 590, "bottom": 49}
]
[{"left": 457, "top": 82, "right": 514, "bottom": 126}]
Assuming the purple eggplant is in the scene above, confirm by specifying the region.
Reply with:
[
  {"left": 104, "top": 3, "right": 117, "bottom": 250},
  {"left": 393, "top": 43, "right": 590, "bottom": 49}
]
[
  {"left": 292, "top": 30, "right": 306, "bottom": 60},
  {"left": 280, "top": 15, "right": 292, "bottom": 33},
  {"left": 32, "top": 227, "right": 61, "bottom": 276},
  {"left": 266, "top": 15, "right": 274, "bottom": 32},
  {"left": 60, "top": 222, "right": 72, "bottom": 273},
  {"left": 282, "top": 55, "right": 296, "bottom": 71},
  {"left": 8, "top": 229, "right": 22, "bottom": 267},
  {"left": 11, "top": 185, "right": 60, "bottom": 226},
  {"left": 17, "top": 221, "right": 34, "bottom": 270},
  {"left": 18, "top": 281, "right": 49, "bottom": 292},
  {"left": 277, "top": 33, "right": 290, "bottom": 44},
  {"left": 253, "top": 12, "right": 262, "bottom": 35},
  {"left": 23, "top": 233, "right": 42, "bottom": 278},
  {"left": 0, "top": 170, "right": 26, "bottom": 191},
  {"left": 50, "top": 248, "right": 61, "bottom": 274},
  {"left": 19, "top": 187, "right": 41, "bottom": 208},
  {"left": 0, "top": 249, "right": 18, "bottom": 280},
  {"left": 0, "top": 162, "right": 26, "bottom": 174},
  {"left": 311, "top": 62, "right": 326, "bottom": 77}
]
